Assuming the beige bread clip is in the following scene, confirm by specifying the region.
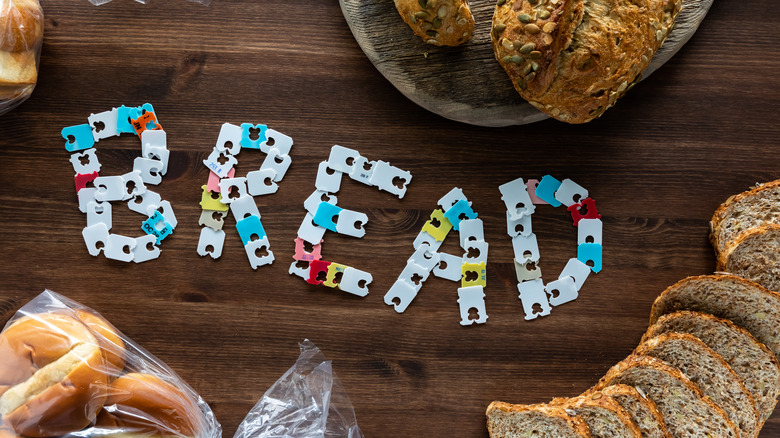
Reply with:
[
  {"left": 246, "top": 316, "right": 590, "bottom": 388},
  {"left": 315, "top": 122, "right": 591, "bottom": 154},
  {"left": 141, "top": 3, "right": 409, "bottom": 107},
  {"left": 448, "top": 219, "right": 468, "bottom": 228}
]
[
  {"left": 491, "top": 0, "right": 681, "bottom": 123},
  {"left": 0, "top": 313, "right": 110, "bottom": 437},
  {"left": 394, "top": 0, "right": 474, "bottom": 46}
]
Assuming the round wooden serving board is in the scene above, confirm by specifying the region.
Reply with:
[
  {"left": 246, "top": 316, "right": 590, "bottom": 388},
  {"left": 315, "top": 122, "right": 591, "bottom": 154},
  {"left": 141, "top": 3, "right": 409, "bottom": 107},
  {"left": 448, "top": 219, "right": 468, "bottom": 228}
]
[{"left": 340, "top": 0, "right": 714, "bottom": 127}]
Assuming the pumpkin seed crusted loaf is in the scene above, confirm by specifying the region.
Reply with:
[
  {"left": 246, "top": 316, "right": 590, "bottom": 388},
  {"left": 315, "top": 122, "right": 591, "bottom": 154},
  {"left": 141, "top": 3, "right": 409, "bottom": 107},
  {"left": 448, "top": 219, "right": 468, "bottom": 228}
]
[
  {"left": 491, "top": 0, "right": 680, "bottom": 123},
  {"left": 486, "top": 402, "right": 593, "bottom": 437},
  {"left": 394, "top": 0, "right": 474, "bottom": 46},
  {"left": 643, "top": 311, "right": 780, "bottom": 422},
  {"left": 717, "top": 224, "right": 780, "bottom": 293},
  {"left": 710, "top": 180, "right": 780, "bottom": 256},
  {"left": 634, "top": 333, "right": 760, "bottom": 438},
  {"left": 592, "top": 384, "right": 672, "bottom": 438},
  {"left": 594, "top": 356, "right": 738, "bottom": 438},
  {"left": 551, "top": 392, "right": 642, "bottom": 438},
  {"left": 649, "top": 274, "right": 780, "bottom": 359}
]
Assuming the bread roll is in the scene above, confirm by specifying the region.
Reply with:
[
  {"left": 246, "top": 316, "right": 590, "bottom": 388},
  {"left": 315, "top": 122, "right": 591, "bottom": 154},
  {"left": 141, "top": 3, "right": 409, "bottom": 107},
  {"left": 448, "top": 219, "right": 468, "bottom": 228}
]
[
  {"left": 0, "top": 314, "right": 109, "bottom": 437},
  {"left": 0, "top": 0, "right": 43, "bottom": 53},
  {"left": 97, "top": 373, "right": 202, "bottom": 436},
  {"left": 491, "top": 0, "right": 681, "bottom": 123},
  {"left": 75, "top": 309, "right": 127, "bottom": 377}
]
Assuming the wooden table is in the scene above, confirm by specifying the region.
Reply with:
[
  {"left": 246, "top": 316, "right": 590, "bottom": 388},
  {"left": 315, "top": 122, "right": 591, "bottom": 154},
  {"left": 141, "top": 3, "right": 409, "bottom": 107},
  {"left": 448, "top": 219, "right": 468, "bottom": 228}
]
[{"left": 1, "top": 0, "right": 778, "bottom": 436}]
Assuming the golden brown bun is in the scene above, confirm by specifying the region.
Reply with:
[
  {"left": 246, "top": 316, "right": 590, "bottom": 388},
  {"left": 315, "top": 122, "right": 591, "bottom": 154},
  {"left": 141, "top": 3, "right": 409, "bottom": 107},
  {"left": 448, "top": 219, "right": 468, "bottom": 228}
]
[
  {"left": 0, "top": 50, "right": 37, "bottom": 86},
  {"left": 97, "top": 373, "right": 201, "bottom": 436},
  {"left": 0, "top": 314, "right": 109, "bottom": 437},
  {"left": 0, "top": 0, "right": 43, "bottom": 53},
  {"left": 75, "top": 310, "right": 127, "bottom": 377}
]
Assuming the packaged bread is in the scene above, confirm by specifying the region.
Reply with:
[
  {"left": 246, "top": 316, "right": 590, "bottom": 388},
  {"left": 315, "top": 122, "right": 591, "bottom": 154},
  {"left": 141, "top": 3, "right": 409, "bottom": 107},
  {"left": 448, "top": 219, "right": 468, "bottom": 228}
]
[
  {"left": 0, "top": 290, "right": 221, "bottom": 438},
  {"left": 0, "top": 0, "right": 43, "bottom": 116}
]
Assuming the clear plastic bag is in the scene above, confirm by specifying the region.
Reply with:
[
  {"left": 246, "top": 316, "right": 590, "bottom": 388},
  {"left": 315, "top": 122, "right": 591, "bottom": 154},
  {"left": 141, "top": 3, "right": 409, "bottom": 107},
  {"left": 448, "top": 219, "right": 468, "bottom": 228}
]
[
  {"left": 234, "top": 340, "right": 364, "bottom": 438},
  {"left": 88, "top": 0, "right": 211, "bottom": 5},
  {"left": 0, "top": 290, "right": 221, "bottom": 438},
  {"left": 0, "top": 0, "right": 43, "bottom": 116}
]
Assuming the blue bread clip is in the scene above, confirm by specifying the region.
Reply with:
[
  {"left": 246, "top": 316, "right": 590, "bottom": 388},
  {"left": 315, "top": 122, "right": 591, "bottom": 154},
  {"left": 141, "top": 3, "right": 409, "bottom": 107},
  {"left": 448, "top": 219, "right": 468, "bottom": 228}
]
[
  {"left": 312, "top": 201, "right": 343, "bottom": 232},
  {"left": 240, "top": 123, "right": 268, "bottom": 149},
  {"left": 535, "top": 175, "right": 562, "bottom": 207},
  {"left": 443, "top": 199, "right": 477, "bottom": 231},
  {"left": 236, "top": 215, "right": 267, "bottom": 246}
]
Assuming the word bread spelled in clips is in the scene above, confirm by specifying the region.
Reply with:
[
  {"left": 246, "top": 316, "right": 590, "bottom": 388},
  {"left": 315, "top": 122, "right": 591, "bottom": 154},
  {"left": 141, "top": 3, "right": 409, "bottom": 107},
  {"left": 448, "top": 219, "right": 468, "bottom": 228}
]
[
  {"left": 196, "top": 123, "right": 294, "bottom": 269},
  {"left": 288, "top": 145, "right": 414, "bottom": 296},
  {"left": 501, "top": 176, "right": 602, "bottom": 321},
  {"left": 63, "top": 103, "right": 175, "bottom": 263},
  {"left": 385, "top": 187, "right": 489, "bottom": 326}
]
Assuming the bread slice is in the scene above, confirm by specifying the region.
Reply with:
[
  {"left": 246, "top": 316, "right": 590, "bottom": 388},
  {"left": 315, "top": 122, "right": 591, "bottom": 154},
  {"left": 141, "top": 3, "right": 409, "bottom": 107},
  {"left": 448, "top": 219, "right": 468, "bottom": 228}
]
[
  {"left": 644, "top": 311, "right": 780, "bottom": 422},
  {"left": 551, "top": 392, "right": 641, "bottom": 438},
  {"left": 0, "top": 51, "right": 37, "bottom": 87},
  {"left": 649, "top": 274, "right": 780, "bottom": 359},
  {"left": 594, "top": 356, "right": 738, "bottom": 438},
  {"left": 710, "top": 180, "right": 780, "bottom": 255},
  {"left": 634, "top": 333, "right": 760, "bottom": 438},
  {"left": 486, "top": 402, "right": 592, "bottom": 437},
  {"left": 592, "top": 384, "right": 672, "bottom": 438},
  {"left": 717, "top": 223, "right": 780, "bottom": 293}
]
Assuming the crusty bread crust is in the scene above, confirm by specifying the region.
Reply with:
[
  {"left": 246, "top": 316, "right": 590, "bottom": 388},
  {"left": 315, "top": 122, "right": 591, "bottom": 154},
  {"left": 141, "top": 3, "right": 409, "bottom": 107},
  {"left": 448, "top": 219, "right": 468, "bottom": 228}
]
[
  {"left": 709, "top": 180, "right": 780, "bottom": 255},
  {"left": 592, "top": 384, "right": 672, "bottom": 438},
  {"left": 717, "top": 223, "right": 780, "bottom": 292},
  {"left": 644, "top": 311, "right": 780, "bottom": 423},
  {"left": 394, "top": 0, "right": 474, "bottom": 46},
  {"left": 595, "top": 355, "right": 739, "bottom": 438},
  {"left": 491, "top": 0, "right": 680, "bottom": 123},
  {"left": 0, "top": 0, "right": 43, "bottom": 53},
  {"left": 552, "top": 392, "right": 642, "bottom": 438},
  {"left": 487, "top": 401, "right": 593, "bottom": 437},
  {"left": 634, "top": 332, "right": 760, "bottom": 438},
  {"left": 649, "top": 273, "right": 780, "bottom": 359}
]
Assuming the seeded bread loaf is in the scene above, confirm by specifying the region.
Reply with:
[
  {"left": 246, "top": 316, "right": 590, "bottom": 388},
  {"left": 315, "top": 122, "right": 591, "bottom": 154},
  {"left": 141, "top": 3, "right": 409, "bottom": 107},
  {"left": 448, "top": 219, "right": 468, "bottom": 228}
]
[
  {"left": 717, "top": 224, "right": 780, "bottom": 293},
  {"left": 594, "top": 355, "right": 738, "bottom": 438},
  {"left": 643, "top": 311, "right": 780, "bottom": 422},
  {"left": 491, "top": 0, "right": 681, "bottom": 123},
  {"left": 394, "top": 0, "right": 474, "bottom": 46},
  {"left": 634, "top": 333, "right": 760, "bottom": 438},
  {"left": 486, "top": 402, "right": 593, "bottom": 437},
  {"left": 710, "top": 180, "right": 780, "bottom": 256},
  {"left": 590, "top": 384, "right": 672, "bottom": 438},
  {"left": 551, "top": 392, "right": 641, "bottom": 438},
  {"left": 649, "top": 274, "right": 780, "bottom": 359}
]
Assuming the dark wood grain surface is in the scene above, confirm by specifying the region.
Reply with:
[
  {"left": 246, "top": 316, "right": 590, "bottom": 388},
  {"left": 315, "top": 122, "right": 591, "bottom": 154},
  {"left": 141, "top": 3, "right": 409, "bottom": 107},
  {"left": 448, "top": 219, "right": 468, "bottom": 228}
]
[{"left": 0, "top": 0, "right": 779, "bottom": 436}]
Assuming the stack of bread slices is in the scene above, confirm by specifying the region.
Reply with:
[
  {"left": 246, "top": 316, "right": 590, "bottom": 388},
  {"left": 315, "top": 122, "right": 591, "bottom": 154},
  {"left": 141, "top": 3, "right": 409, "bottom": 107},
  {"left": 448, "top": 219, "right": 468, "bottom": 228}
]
[{"left": 487, "top": 182, "right": 780, "bottom": 437}]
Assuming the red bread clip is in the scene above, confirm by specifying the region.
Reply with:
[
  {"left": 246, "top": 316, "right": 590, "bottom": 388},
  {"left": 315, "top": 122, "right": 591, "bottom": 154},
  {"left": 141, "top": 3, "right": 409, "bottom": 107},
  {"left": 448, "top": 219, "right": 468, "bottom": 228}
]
[
  {"left": 294, "top": 237, "right": 322, "bottom": 262},
  {"left": 307, "top": 260, "right": 331, "bottom": 285},
  {"left": 131, "top": 111, "right": 162, "bottom": 137},
  {"left": 74, "top": 171, "right": 99, "bottom": 192},
  {"left": 568, "top": 198, "right": 601, "bottom": 226}
]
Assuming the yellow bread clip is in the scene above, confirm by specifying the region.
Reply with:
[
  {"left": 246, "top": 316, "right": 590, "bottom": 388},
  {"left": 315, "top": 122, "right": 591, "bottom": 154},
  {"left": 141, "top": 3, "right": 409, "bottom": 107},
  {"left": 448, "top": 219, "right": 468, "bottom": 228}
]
[
  {"left": 421, "top": 208, "right": 452, "bottom": 241},
  {"left": 199, "top": 185, "right": 229, "bottom": 211},
  {"left": 323, "top": 262, "right": 349, "bottom": 288},
  {"left": 461, "top": 262, "right": 487, "bottom": 288}
]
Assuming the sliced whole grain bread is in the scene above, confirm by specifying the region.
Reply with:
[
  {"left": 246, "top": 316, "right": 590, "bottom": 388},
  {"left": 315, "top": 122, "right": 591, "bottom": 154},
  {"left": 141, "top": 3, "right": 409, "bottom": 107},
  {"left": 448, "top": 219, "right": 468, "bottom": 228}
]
[
  {"left": 593, "top": 384, "right": 672, "bottom": 438},
  {"left": 486, "top": 402, "right": 593, "bottom": 438},
  {"left": 717, "top": 224, "right": 780, "bottom": 293},
  {"left": 634, "top": 333, "right": 760, "bottom": 438},
  {"left": 649, "top": 274, "right": 780, "bottom": 359},
  {"left": 594, "top": 355, "right": 738, "bottom": 438},
  {"left": 643, "top": 311, "right": 780, "bottom": 423},
  {"left": 710, "top": 180, "right": 780, "bottom": 255},
  {"left": 551, "top": 392, "right": 642, "bottom": 438}
]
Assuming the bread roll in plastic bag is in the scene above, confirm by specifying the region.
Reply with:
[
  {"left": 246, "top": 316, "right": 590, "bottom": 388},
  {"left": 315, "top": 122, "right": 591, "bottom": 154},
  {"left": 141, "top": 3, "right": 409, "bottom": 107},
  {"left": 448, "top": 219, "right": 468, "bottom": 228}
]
[
  {"left": 0, "top": 290, "right": 221, "bottom": 438},
  {"left": 0, "top": 0, "right": 43, "bottom": 116},
  {"left": 234, "top": 340, "right": 364, "bottom": 438}
]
